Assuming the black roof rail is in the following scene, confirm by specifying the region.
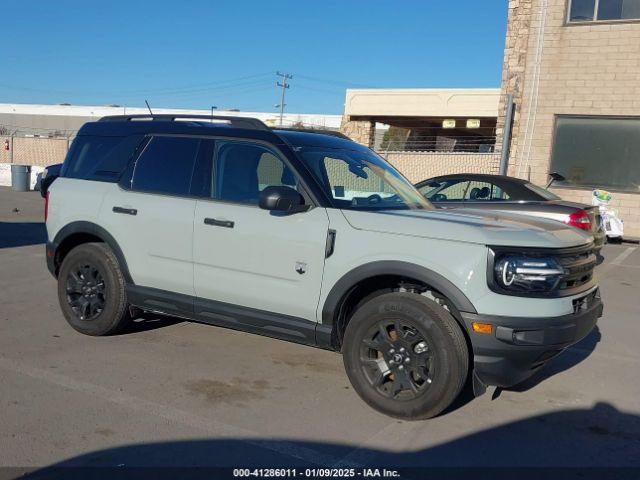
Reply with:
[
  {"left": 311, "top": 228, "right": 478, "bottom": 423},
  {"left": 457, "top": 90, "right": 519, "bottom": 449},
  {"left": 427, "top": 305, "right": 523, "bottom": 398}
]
[
  {"left": 98, "top": 114, "right": 269, "bottom": 131},
  {"left": 272, "top": 127, "right": 350, "bottom": 140}
]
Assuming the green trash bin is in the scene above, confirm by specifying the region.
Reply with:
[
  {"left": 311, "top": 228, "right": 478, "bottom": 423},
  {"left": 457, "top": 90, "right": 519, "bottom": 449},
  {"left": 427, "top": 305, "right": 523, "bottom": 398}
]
[{"left": 11, "top": 165, "right": 31, "bottom": 192}]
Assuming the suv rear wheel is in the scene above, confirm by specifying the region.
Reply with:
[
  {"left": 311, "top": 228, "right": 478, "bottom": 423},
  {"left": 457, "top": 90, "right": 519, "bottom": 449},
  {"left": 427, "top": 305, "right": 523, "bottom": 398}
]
[
  {"left": 342, "top": 292, "right": 468, "bottom": 420},
  {"left": 57, "top": 242, "right": 131, "bottom": 336}
]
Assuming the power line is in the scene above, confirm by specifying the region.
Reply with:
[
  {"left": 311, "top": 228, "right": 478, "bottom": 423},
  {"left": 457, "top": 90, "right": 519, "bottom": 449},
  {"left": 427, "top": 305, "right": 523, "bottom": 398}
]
[
  {"left": 137, "top": 80, "right": 273, "bottom": 100},
  {"left": 295, "top": 84, "right": 345, "bottom": 96},
  {"left": 0, "top": 72, "right": 273, "bottom": 97},
  {"left": 276, "top": 71, "right": 293, "bottom": 127},
  {"left": 295, "top": 73, "right": 374, "bottom": 89}
]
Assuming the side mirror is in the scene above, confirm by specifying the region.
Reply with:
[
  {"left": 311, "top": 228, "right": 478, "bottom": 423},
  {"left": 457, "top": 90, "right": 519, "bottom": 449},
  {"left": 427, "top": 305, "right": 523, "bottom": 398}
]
[
  {"left": 546, "top": 171, "right": 566, "bottom": 188},
  {"left": 40, "top": 163, "right": 62, "bottom": 198},
  {"left": 259, "top": 185, "right": 309, "bottom": 214}
]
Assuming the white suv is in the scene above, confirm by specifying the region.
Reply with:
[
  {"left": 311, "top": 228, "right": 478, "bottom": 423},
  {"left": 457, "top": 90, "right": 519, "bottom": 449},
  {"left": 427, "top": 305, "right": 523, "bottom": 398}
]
[{"left": 44, "top": 115, "right": 603, "bottom": 419}]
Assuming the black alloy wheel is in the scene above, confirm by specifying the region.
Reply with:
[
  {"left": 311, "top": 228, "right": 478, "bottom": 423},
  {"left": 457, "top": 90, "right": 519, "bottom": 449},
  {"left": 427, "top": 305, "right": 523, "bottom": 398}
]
[
  {"left": 342, "top": 292, "right": 468, "bottom": 420},
  {"left": 65, "top": 263, "right": 106, "bottom": 321},
  {"left": 359, "top": 319, "right": 436, "bottom": 400},
  {"left": 57, "top": 242, "right": 131, "bottom": 336}
]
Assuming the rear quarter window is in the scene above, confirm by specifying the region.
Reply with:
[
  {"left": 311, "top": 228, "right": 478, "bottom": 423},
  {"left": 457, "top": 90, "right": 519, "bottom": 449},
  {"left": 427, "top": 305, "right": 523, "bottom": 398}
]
[{"left": 62, "top": 135, "right": 145, "bottom": 181}]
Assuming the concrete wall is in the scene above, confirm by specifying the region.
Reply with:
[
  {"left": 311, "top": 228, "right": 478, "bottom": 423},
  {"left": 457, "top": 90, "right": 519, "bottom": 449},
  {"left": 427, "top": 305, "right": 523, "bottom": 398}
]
[{"left": 499, "top": 0, "right": 640, "bottom": 237}]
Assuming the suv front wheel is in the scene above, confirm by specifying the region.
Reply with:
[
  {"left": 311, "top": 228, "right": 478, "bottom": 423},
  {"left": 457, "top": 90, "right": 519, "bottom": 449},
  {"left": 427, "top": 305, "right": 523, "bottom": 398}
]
[
  {"left": 342, "top": 292, "right": 468, "bottom": 420},
  {"left": 57, "top": 242, "right": 131, "bottom": 336}
]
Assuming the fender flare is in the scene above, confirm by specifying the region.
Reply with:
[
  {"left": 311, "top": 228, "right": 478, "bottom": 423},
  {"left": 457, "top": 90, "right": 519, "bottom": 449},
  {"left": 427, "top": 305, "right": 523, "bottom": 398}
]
[
  {"left": 52, "top": 221, "right": 133, "bottom": 284},
  {"left": 321, "top": 260, "right": 477, "bottom": 327}
]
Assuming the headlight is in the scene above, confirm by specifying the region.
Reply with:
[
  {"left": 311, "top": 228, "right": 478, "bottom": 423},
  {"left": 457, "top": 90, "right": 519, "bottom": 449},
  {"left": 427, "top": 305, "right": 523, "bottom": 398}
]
[{"left": 491, "top": 253, "right": 565, "bottom": 295}]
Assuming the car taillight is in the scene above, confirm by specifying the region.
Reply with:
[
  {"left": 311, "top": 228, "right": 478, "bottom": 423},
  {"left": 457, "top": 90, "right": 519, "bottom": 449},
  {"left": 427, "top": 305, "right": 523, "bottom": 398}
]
[
  {"left": 565, "top": 209, "right": 591, "bottom": 231},
  {"left": 44, "top": 191, "right": 49, "bottom": 221}
]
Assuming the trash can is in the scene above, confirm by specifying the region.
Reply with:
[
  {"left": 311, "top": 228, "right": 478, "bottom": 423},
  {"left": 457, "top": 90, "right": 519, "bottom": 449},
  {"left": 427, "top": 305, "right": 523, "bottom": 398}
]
[{"left": 11, "top": 165, "right": 31, "bottom": 192}]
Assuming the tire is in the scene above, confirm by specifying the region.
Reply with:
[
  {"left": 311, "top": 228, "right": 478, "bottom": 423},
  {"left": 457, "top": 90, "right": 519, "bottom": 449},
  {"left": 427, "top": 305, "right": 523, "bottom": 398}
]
[
  {"left": 57, "top": 242, "right": 131, "bottom": 336},
  {"left": 342, "top": 292, "right": 468, "bottom": 420}
]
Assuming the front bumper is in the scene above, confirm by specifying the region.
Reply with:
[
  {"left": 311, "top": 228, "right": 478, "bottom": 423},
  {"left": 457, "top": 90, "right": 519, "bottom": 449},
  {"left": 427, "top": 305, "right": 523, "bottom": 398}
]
[{"left": 462, "top": 289, "right": 603, "bottom": 388}]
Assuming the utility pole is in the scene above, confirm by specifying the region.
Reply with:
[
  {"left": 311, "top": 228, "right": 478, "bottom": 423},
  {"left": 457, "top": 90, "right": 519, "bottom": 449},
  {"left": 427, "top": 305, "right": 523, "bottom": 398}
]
[{"left": 276, "top": 71, "right": 293, "bottom": 127}]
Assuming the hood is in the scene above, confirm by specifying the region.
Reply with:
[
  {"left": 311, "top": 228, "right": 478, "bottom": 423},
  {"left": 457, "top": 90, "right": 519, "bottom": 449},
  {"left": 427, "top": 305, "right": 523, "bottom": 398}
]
[{"left": 341, "top": 208, "right": 593, "bottom": 248}]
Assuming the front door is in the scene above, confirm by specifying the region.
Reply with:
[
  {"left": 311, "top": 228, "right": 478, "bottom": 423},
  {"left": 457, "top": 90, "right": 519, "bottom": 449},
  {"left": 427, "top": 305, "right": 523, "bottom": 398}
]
[{"left": 193, "top": 140, "right": 329, "bottom": 322}]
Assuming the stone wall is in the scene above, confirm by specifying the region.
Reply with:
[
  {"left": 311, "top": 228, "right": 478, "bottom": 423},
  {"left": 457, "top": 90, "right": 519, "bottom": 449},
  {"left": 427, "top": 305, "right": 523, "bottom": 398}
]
[
  {"left": 339, "top": 117, "right": 375, "bottom": 147},
  {"left": 498, "top": 0, "right": 640, "bottom": 238},
  {"left": 495, "top": 0, "right": 533, "bottom": 153}
]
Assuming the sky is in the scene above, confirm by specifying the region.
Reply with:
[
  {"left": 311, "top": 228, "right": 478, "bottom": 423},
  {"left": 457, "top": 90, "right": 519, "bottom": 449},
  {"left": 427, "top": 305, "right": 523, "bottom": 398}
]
[{"left": 0, "top": 1, "right": 508, "bottom": 114}]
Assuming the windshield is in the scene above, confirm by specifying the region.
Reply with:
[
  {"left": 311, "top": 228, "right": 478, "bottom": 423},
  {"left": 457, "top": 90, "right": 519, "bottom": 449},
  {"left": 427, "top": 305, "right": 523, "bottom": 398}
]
[
  {"left": 296, "top": 146, "right": 434, "bottom": 210},
  {"left": 524, "top": 182, "right": 561, "bottom": 200}
]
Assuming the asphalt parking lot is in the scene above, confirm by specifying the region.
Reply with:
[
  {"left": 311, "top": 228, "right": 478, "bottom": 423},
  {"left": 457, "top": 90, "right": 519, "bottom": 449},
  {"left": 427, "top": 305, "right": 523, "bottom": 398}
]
[{"left": 1, "top": 186, "right": 640, "bottom": 474}]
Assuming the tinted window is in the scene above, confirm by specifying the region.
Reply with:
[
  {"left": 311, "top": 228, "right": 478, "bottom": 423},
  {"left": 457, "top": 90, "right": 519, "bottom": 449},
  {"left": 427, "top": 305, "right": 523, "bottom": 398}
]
[
  {"left": 598, "top": 0, "right": 640, "bottom": 19},
  {"left": 569, "top": 0, "right": 596, "bottom": 21},
  {"left": 215, "top": 142, "right": 298, "bottom": 204},
  {"left": 550, "top": 116, "right": 640, "bottom": 192},
  {"left": 132, "top": 136, "right": 200, "bottom": 195},
  {"left": 568, "top": 0, "right": 640, "bottom": 21},
  {"left": 63, "top": 135, "right": 143, "bottom": 181}
]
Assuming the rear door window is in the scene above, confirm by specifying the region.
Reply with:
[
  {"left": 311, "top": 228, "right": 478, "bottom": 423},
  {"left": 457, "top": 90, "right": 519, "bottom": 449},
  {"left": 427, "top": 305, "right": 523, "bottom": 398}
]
[{"left": 131, "top": 136, "right": 201, "bottom": 196}]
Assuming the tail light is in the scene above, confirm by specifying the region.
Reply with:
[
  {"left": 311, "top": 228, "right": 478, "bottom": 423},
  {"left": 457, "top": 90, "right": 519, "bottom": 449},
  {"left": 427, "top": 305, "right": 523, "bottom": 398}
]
[
  {"left": 44, "top": 191, "right": 49, "bottom": 222},
  {"left": 565, "top": 209, "right": 591, "bottom": 231}
]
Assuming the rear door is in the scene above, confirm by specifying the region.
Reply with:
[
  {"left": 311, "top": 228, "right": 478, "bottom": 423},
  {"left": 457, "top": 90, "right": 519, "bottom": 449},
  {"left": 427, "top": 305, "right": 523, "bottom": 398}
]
[
  {"left": 192, "top": 140, "right": 330, "bottom": 322},
  {"left": 100, "top": 135, "right": 202, "bottom": 297}
]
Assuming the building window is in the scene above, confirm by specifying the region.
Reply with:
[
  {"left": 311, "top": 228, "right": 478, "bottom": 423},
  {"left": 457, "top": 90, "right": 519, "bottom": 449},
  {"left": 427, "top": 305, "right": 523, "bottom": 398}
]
[
  {"left": 550, "top": 116, "right": 640, "bottom": 192},
  {"left": 568, "top": 0, "right": 640, "bottom": 22}
]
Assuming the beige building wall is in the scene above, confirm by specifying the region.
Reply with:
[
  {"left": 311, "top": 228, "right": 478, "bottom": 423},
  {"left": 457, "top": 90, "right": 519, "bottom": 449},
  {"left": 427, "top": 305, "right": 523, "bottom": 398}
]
[
  {"left": 386, "top": 153, "right": 501, "bottom": 183},
  {"left": 500, "top": 0, "right": 640, "bottom": 237}
]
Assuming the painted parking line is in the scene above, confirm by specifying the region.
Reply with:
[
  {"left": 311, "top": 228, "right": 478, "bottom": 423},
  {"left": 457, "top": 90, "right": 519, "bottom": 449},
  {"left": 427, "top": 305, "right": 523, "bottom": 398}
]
[
  {"left": 609, "top": 247, "right": 637, "bottom": 266},
  {"left": 599, "top": 246, "right": 638, "bottom": 276},
  {"left": 0, "top": 356, "right": 359, "bottom": 468}
]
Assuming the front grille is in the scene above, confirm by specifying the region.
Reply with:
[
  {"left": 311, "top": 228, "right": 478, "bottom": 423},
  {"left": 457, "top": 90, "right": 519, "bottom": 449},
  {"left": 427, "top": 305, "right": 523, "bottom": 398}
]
[{"left": 556, "top": 247, "right": 597, "bottom": 292}]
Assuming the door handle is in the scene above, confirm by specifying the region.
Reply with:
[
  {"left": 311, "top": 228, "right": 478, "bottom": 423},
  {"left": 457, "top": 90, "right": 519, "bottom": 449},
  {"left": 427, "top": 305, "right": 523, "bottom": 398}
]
[
  {"left": 204, "top": 218, "right": 234, "bottom": 228},
  {"left": 113, "top": 206, "right": 137, "bottom": 216}
]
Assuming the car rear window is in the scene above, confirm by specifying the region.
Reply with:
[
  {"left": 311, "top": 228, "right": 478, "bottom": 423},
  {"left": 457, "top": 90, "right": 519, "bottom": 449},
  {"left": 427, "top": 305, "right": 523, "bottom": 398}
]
[{"left": 62, "top": 135, "right": 145, "bottom": 181}]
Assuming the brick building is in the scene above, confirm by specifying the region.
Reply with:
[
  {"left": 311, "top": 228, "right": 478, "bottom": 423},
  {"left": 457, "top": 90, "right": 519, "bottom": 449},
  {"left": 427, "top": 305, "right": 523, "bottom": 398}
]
[{"left": 498, "top": 0, "right": 640, "bottom": 237}]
